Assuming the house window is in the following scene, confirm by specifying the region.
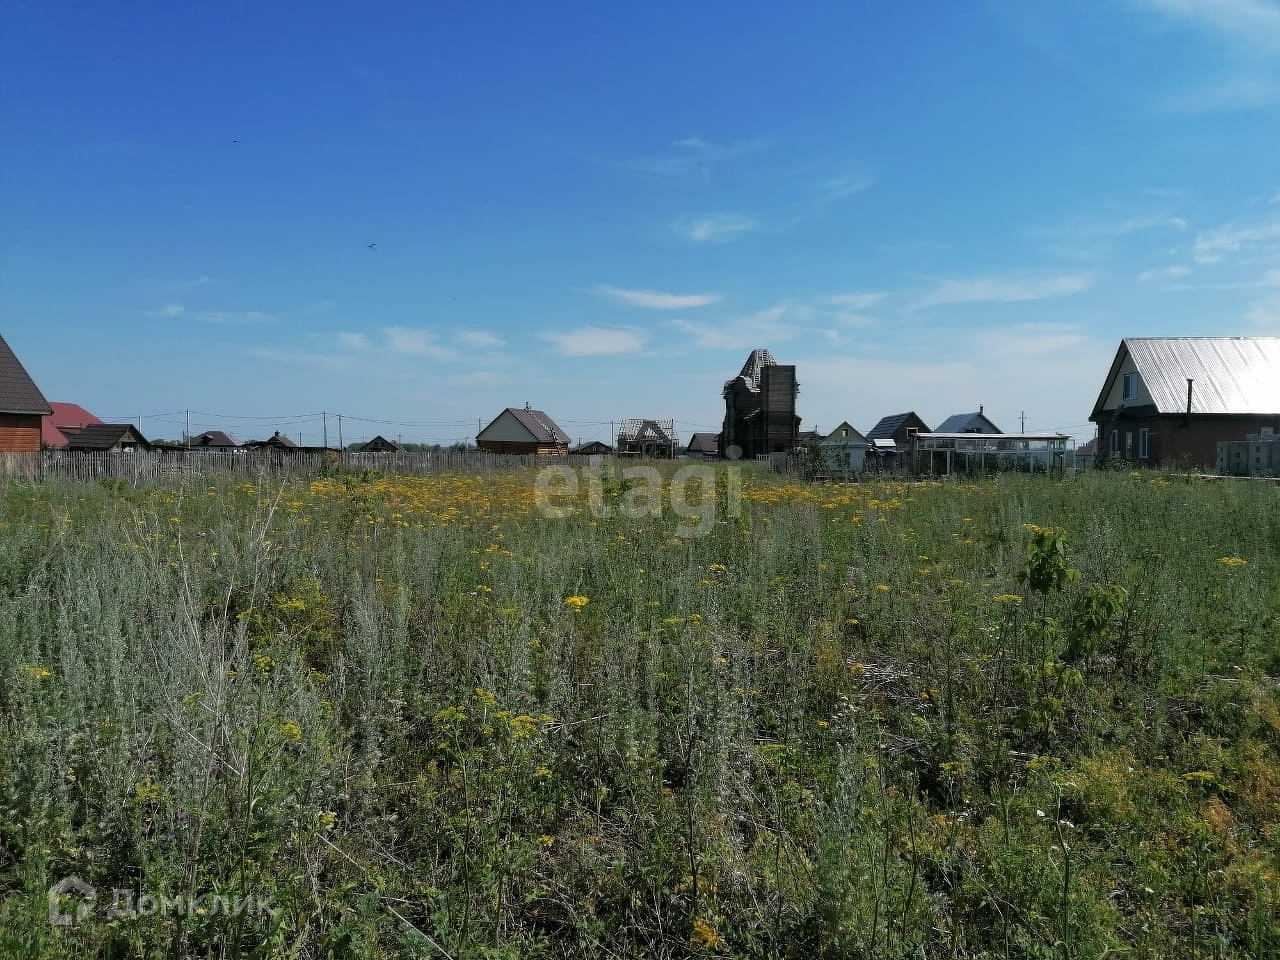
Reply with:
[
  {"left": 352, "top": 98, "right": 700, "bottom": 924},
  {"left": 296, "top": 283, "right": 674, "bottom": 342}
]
[
  {"left": 1125, "top": 432, "right": 1134, "bottom": 458},
  {"left": 1122, "top": 372, "right": 1138, "bottom": 401},
  {"left": 841, "top": 428, "right": 848, "bottom": 438},
  {"left": 1109, "top": 429, "right": 1119, "bottom": 456},
  {"left": 1138, "top": 428, "right": 1149, "bottom": 460}
]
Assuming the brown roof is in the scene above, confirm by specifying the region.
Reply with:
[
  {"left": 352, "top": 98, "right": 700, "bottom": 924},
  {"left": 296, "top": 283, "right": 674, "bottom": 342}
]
[
  {"left": 65, "top": 423, "right": 151, "bottom": 451},
  {"left": 687, "top": 432, "right": 720, "bottom": 453},
  {"left": 42, "top": 402, "right": 102, "bottom": 447},
  {"left": 502, "top": 407, "right": 570, "bottom": 444},
  {"left": 189, "top": 430, "right": 240, "bottom": 448},
  {"left": 0, "top": 334, "right": 52, "bottom": 416}
]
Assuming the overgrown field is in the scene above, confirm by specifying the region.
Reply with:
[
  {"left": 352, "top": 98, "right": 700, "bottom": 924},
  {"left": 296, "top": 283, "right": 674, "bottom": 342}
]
[{"left": 1, "top": 467, "right": 1277, "bottom": 958}]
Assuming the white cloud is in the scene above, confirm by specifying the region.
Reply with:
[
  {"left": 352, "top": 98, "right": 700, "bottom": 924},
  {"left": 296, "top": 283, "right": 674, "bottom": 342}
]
[
  {"left": 1192, "top": 218, "right": 1280, "bottom": 263},
  {"left": 1136, "top": 0, "right": 1280, "bottom": 50},
  {"left": 817, "top": 172, "right": 874, "bottom": 203},
  {"left": 337, "top": 332, "right": 371, "bottom": 351},
  {"left": 674, "top": 214, "right": 757, "bottom": 242},
  {"left": 172, "top": 275, "right": 211, "bottom": 292},
  {"left": 913, "top": 273, "right": 1095, "bottom": 310},
  {"left": 384, "top": 327, "right": 457, "bottom": 360},
  {"left": 540, "top": 326, "right": 648, "bottom": 356},
  {"left": 594, "top": 285, "right": 720, "bottom": 309},
  {"left": 1138, "top": 264, "right": 1192, "bottom": 281},
  {"left": 671, "top": 304, "right": 807, "bottom": 350},
  {"left": 447, "top": 370, "right": 511, "bottom": 385},
  {"left": 826, "top": 293, "right": 885, "bottom": 310},
  {"left": 1163, "top": 76, "right": 1280, "bottom": 112},
  {"left": 1055, "top": 213, "right": 1188, "bottom": 236},
  {"left": 632, "top": 137, "right": 769, "bottom": 178},
  {"left": 1246, "top": 293, "right": 1280, "bottom": 329},
  {"left": 455, "top": 330, "right": 506, "bottom": 348},
  {"left": 151, "top": 303, "right": 185, "bottom": 318},
  {"left": 194, "top": 310, "right": 273, "bottom": 325}
]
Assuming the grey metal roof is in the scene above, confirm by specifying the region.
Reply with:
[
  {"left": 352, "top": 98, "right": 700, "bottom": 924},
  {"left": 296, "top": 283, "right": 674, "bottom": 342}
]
[
  {"left": 687, "top": 432, "right": 719, "bottom": 452},
  {"left": 65, "top": 423, "right": 149, "bottom": 450},
  {"left": 934, "top": 411, "right": 1002, "bottom": 434},
  {"left": 0, "top": 334, "right": 52, "bottom": 416},
  {"left": 508, "top": 407, "right": 570, "bottom": 444},
  {"left": 866, "top": 412, "right": 930, "bottom": 440},
  {"left": 1094, "top": 338, "right": 1280, "bottom": 416}
]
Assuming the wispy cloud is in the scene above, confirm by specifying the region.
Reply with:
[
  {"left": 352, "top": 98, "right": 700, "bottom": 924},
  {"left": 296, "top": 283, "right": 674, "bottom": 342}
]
[
  {"left": 816, "top": 171, "right": 874, "bottom": 204},
  {"left": 1136, "top": 0, "right": 1280, "bottom": 50},
  {"left": 337, "top": 332, "right": 371, "bottom": 351},
  {"left": 194, "top": 310, "right": 273, "bottom": 325},
  {"left": 1138, "top": 264, "right": 1192, "bottom": 281},
  {"left": 150, "top": 303, "right": 185, "bottom": 318},
  {"left": 913, "top": 273, "right": 1095, "bottom": 310},
  {"left": 594, "top": 285, "right": 720, "bottom": 309},
  {"left": 172, "top": 275, "right": 212, "bottom": 292},
  {"left": 384, "top": 326, "right": 457, "bottom": 360},
  {"left": 670, "top": 304, "right": 808, "bottom": 350},
  {"left": 1163, "top": 76, "right": 1280, "bottom": 112},
  {"left": 673, "top": 214, "right": 757, "bottom": 242},
  {"left": 447, "top": 370, "right": 511, "bottom": 386},
  {"left": 631, "top": 136, "right": 768, "bottom": 178},
  {"left": 540, "top": 326, "right": 648, "bottom": 356},
  {"left": 1052, "top": 213, "right": 1188, "bottom": 237},
  {"left": 1192, "top": 217, "right": 1280, "bottom": 263},
  {"left": 823, "top": 293, "right": 884, "bottom": 328},
  {"left": 826, "top": 293, "right": 885, "bottom": 311},
  {"left": 455, "top": 330, "right": 506, "bottom": 348}
]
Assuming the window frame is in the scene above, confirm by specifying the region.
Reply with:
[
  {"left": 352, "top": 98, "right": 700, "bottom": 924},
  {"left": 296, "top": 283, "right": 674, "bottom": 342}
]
[{"left": 1122, "top": 371, "right": 1138, "bottom": 401}]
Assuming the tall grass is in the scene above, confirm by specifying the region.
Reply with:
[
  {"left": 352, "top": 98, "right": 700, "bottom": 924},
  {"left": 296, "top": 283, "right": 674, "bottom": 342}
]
[{"left": 0, "top": 468, "right": 1276, "bottom": 958}]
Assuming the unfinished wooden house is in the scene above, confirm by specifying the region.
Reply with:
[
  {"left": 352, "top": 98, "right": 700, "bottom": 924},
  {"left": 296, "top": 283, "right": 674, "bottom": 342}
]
[
  {"left": 617, "top": 419, "right": 678, "bottom": 458},
  {"left": 720, "top": 348, "right": 799, "bottom": 459}
]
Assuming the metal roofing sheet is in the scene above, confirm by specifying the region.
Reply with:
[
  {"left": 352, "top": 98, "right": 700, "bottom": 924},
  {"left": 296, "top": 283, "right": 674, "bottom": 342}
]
[
  {"left": 1126, "top": 337, "right": 1280, "bottom": 415},
  {"left": 0, "top": 334, "right": 52, "bottom": 416}
]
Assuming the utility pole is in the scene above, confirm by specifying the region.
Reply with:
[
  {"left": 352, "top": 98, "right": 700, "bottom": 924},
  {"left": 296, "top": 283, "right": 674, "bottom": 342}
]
[
  {"left": 1020, "top": 411, "right": 1026, "bottom": 432},
  {"left": 185, "top": 410, "right": 190, "bottom": 449},
  {"left": 337, "top": 415, "right": 343, "bottom": 451},
  {"left": 323, "top": 411, "right": 328, "bottom": 449}
]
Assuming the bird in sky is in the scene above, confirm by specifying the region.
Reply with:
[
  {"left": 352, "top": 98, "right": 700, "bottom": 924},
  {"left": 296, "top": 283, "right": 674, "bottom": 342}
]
[{"left": 367, "top": 243, "right": 376, "bottom": 250}]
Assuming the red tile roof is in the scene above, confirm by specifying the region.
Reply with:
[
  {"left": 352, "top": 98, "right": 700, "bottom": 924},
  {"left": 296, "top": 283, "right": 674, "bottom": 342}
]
[{"left": 42, "top": 402, "right": 102, "bottom": 448}]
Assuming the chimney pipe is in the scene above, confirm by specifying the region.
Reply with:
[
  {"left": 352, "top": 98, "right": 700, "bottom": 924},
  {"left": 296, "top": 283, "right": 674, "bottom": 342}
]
[{"left": 1185, "top": 378, "right": 1193, "bottom": 427}]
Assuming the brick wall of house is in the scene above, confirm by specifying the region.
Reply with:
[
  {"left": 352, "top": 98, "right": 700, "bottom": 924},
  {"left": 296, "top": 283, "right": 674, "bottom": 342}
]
[{"left": 1097, "top": 415, "right": 1280, "bottom": 469}]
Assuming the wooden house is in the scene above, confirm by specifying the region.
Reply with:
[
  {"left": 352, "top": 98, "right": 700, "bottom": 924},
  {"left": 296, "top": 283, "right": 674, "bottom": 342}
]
[
  {"left": 358, "top": 435, "right": 404, "bottom": 453},
  {"left": 1089, "top": 337, "right": 1280, "bottom": 469},
  {"left": 244, "top": 431, "right": 300, "bottom": 451},
  {"left": 686, "top": 432, "right": 720, "bottom": 458},
  {"left": 0, "top": 334, "right": 52, "bottom": 453},
  {"left": 570, "top": 440, "right": 613, "bottom": 456},
  {"left": 187, "top": 430, "right": 241, "bottom": 449},
  {"left": 476, "top": 406, "right": 570, "bottom": 455},
  {"left": 721, "top": 349, "right": 799, "bottom": 459},
  {"left": 617, "top": 419, "right": 678, "bottom": 458},
  {"left": 65, "top": 423, "right": 153, "bottom": 452}
]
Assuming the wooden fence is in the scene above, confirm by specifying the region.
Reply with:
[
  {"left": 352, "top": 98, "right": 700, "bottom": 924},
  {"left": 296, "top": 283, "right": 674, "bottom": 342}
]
[{"left": 1, "top": 450, "right": 606, "bottom": 485}]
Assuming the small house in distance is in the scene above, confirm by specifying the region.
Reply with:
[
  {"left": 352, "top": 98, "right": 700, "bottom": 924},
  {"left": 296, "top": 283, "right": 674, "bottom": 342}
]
[
  {"left": 42, "top": 402, "right": 102, "bottom": 448},
  {"left": 686, "top": 432, "right": 720, "bottom": 458},
  {"left": 1090, "top": 337, "right": 1280, "bottom": 469},
  {"left": 477, "top": 406, "right": 570, "bottom": 455},
  {"left": 866, "top": 412, "right": 931, "bottom": 449},
  {"left": 244, "top": 431, "right": 300, "bottom": 451},
  {"left": 187, "top": 430, "right": 241, "bottom": 449},
  {"left": 934, "top": 407, "right": 1001, "bottom": 434},
  {"left": 570, "top": 440, "right": 613, "bottom": 456},
  {"left": 617, "top": 419, "right": 678, "bottom": 458},
  {"left": 820, "top": 421, "right": 870, "bottom": 472},
  {"left": 0, "top": 333, "right": 52, "bottom": 454},
  {"left": 65, "top": 423, "right": 152, "bottom": 453},
  {"left": 358, "top": 435, "right": 404, "bottom": 453}
]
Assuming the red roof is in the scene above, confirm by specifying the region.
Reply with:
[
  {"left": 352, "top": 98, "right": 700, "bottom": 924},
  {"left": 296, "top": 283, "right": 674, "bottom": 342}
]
[{"left": 42, "top": 402, "right": 102, "bottom": 448}]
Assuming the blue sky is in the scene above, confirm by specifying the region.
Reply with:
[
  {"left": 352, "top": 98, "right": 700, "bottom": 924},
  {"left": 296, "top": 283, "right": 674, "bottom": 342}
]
[{"left": 2, "top": 0, "right": 1279, "bottom": 446}]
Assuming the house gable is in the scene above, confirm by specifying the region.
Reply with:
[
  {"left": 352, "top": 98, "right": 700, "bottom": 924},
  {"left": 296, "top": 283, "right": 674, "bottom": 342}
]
[{"left": 477, "top": 409, "right": 539, "bottom": 443}]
